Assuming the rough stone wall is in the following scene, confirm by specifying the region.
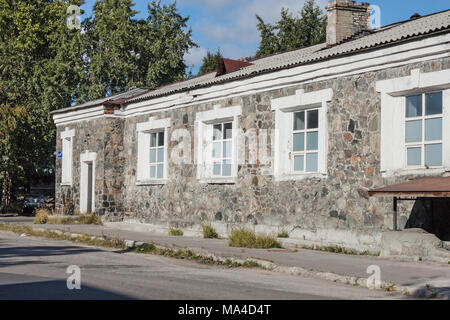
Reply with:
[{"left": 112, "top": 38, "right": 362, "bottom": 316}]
[
  {"left": 118, "top": 57, "right": 450, "bottom": 235},
  {"left": 55, "top": 56, "right": 450, "bottom": 241},
  {"left": 55, "top": 117, "right": 125, "bottom": 220}
]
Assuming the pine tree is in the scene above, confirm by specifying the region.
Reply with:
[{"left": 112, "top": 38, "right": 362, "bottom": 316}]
[
  {"left": 198, "top": 49, "right": 223, "bottom": 75},
  {"left": 255, "top": 0, "right": 327, "bottom": 58}
]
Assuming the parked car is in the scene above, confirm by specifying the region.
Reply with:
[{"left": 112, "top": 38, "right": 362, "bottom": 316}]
[{"left": 23, "top": 195, "right": 45, "bottom": 214}]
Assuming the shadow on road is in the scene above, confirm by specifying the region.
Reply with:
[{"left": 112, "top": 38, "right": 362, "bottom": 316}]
[{"left": 0, "top": 279, "right": 133, "bottom": 300}]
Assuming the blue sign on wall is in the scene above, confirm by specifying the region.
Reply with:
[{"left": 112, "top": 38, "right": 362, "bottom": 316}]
[{"left": 57, "top": 151, "right": 63, "bottom": 160}]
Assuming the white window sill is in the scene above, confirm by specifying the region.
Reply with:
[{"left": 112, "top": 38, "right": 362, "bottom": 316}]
[
  {"left": 61, "top": 182, "right": 72, "bottom": 187},
  {"left": 381, "top": 167, "right": 449, "bottom": 178},
  {"left": 136, "top": 180, "right": 168, "bottom": 186},
  {"left": 198, "top": 177, "right": 236, "bottom": 185},
  {"left": 274, "top": 172, "right": 326, "bottom": 182}
]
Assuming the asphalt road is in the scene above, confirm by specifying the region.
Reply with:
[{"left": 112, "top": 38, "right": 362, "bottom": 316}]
[{"left": 0, "top": 231, "right": 401, "bottom": 300}]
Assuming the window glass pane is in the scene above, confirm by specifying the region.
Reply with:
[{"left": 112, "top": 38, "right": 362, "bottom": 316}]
[
  {"left": 223, "top": 141, "right": 232, "bottom": 158},
  {"left": 224, "top": 122, "right": 233, "bottom": 139},
  {"left": 150, "top": 165, "right": 156, "bottom": 178},
  {"left": 307, "top": 132, "right": 319, "bottom": 151},
  {"left": 306, "top": 153, "right": 318, "bottom": 172},
  {"left": 158, "top": 132, "right": 165, "bottom": 147},
  {"left": 293, "top": 133, "right": 305, "bottom": 152},
  {"left": 213, "top": 142, "right": 222, "bottom": 158},
  {"left": 426, "top": 92, "right": 442, "bottom": 116},
  {"left": 150, "top": 149, "right": 156, "bottom": 163},
  {"left": 405, "top": 120, "right": 422, "bottom": 143},
  {"left": 307, "top": 110, "right": 319, "bottom": 129},
  {"left": 425, "top": 118, "right": 442, "bottom": 141},
  {"left": 425, "top": 144, "right": 442, "bottom": 167},
  {"left": 213, "top": 124, "right": 222, "bottom": 141},
  {"left": 294, "top": 155, "right": 304, "bottom": 172},
  {"left": 157, "top": 147, "right": 164, "bottom": 162},
  {"left": 407, "top": 147, "right": 421, "bottom": 166},
  {"left": 293, "top": 112, "right": 305, "bottom": 131},
  {"left": 222, "top": 160, "right": 232, "bottom": 177},
  {"left": 150, "top": 133, "right": 157, "bottom": 147},
  {"left": 406, "top": 95, "right": 422, "bottom": 118},
  {"left": 213, "top": 162, "right": 221, "bottom": 175},
  {"left": 157, "top": 164, "right": 164, "bottom": 179}
]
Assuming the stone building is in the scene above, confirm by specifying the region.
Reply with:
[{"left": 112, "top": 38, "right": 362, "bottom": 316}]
[{"left": 52, "top": 1, "right": 450, "bottom": 250}]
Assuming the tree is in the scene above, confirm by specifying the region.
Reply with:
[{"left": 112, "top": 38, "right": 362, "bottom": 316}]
[
  {"left": 0, "top": 0, "right": 86, "bottom": 209},
  {"left": 198, "top": 49, "right": 223, "bottom": 75},
  {"left": 81, "top": 0, "right": 196, "bottom": 100},
  {"left": 255, "top": 0, "right": 327, "bottom": 58}
]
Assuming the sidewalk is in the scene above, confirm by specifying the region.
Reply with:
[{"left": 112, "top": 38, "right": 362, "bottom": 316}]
[{"left": 1, "top": 217, "right": 449, "bottom": 298}]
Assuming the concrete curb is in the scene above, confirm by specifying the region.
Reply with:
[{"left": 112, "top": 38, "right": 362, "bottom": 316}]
[{"left": 8, "top": 225, "right": 450, "bottom": 300}]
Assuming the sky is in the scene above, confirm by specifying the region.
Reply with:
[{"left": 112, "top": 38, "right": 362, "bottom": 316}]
[{"left": 80, "top": 0, "right": 450, "bottom": 73}]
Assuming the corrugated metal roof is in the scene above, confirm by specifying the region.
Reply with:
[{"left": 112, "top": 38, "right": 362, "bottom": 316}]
[
  {"left": 52, "top": 87, "right": 150, "bottom": 115},
  {"left": 369, "top": 177, "right": 450, "bottom": 197},
  {"left": 54, "top": 9, "right": 450, "bottom": 114},
  {"left": 130, "top": 9, "right": 449, "bottom": 102}
]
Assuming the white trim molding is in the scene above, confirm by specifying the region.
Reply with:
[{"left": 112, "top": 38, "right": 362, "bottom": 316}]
[
  {"left": 61, "top": 127, "right": 75, "bottom": 186},
  {"left": 195, "top": 105, "right": 242, "bottom": 184},
  {"left": 376, "top": 68, "right": 450, "bottom": 177},
  {"left": 136, "top": 117, "right": 171, "bottom": 185},
  {"left": 271, "top": 88, "right": 333, "bottom": 181},
  {"left": 80, "top": 151, "right": 97, "bottom": 214}
]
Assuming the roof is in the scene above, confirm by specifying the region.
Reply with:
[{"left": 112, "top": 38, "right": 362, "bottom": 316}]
[
  {"left": 52, "top": 87, "right": 150, "bottom": 115},
  {"left": 368, "top": 177, "right": 450, "bottom": 197},
  {"left": 54, "top": 9, "right": 450, "bottom": 115}
]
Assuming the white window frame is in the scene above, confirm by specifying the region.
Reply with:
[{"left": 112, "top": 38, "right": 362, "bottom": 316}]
[
  {"left": 404, "top": 91, "right": 444, "bottom": 169},
  {"left": 61, "top": 127, "right": 75, "bottom": 186},
  {"left": 195, "top": 105, "right": 242, "bottom": 184},
  {"left": 271, "top": 88, "right": 333, "bottom": 181},
  {"left": 136, "top": 117, "right": 171, "bottom": 185},
  {"left": 376, "top": 69, "right": 450, "bottom": 177},
  {"left": 211, "top": 121, "right": 233, "bottom": 178}
]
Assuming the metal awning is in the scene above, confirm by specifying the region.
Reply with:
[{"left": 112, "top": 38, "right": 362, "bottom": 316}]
[
  {"left": 368, "top": 176, "right": 450, "bottom": 197},
  {"left": 368, "top": 176, "right": 450, "bottom": 231}
]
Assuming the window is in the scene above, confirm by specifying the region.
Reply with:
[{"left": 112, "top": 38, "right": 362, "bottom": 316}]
[
  {"left": 150, "top": 131, "right": 165, "bottom": 179},
  {"left": 195, "top": 105, "right": 242, "bottom": 182},
  {"left": 212, "top": 122, "right": 233, "bottom": 177},
  {"left": 136, "top": 118, "right": 170, "bottom": 184},
  {"left": 376, "top": 68, "right": 450, "bottom": 177},
  {"left": 292, "top": 109, "right": 319, "bottom": 173},
  {"left": 271, "top": 88, "right": 332, "bottom": 181},
  {"left": 405, "top": 91, "right": 443, "bottom": 168},
  {"left": 61, "top": 128, "right": 75, "bottom": 185}
]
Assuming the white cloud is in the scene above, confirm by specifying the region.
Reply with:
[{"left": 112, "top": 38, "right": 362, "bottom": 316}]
[{"left": 184, "top": 46, "right": 208, "bottom": 66}]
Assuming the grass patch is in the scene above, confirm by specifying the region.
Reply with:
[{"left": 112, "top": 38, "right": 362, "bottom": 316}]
[
  {"left": 228, "top": 228, "right": 282, "bottom": 249},
  {"left": 202, "top": 224, "right": 219, "bottom": 239},
  {"left": 168, "top": 228, "right": 183, "bottom": 236},
  {"left": 277, "top": 230, "right": 289, "bottom": 238},
  {"left": 0, "top": 222, "right": 125, "bottom": 249},
  {"left": 46, "top": 213, "right": 102, "bottom": 225},
  {"left": 301, "top": 244, "right": 379, "bottom": 256},
  {"left": 133, "top": 243, "right": 263, "bottom": 269},
  {"left": 33, "top": 208, "right": 49, "bottom": 224}
]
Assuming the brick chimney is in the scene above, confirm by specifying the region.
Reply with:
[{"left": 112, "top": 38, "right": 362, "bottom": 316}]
[{"left": 326, "top": 0, "right": 371, "bottom": 46}]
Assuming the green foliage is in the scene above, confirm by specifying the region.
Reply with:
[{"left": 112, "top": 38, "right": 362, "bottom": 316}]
[
  {"left": 256, "top": 0, "right": 326, "bottom": 58},
  {"left": 277, "top": 230, "right": 289, "bottom": 238},
  {"left": 168, "top": 227, "right": 183, "bottom": 236},
  {"left": 0, "top": 0, "right": 195, "bottom": 211},
  {"left": 198, "top": 49, "right": 223, "bottom": 75},
  {"left": 228, "top": 228, "right": 282, "bottom": 249},
  {"left": 202, "top": 224, "right": 219, "bottom": 239}
]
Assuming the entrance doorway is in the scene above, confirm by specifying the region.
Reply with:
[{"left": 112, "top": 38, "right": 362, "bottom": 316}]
[{"left": 80, "top": 151, "right": 96, "bottom": 213}]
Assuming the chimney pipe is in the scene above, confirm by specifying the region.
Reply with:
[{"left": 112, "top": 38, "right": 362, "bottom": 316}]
[{"left": 326, "top": 0, "right": 372, "bottom": 46}]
